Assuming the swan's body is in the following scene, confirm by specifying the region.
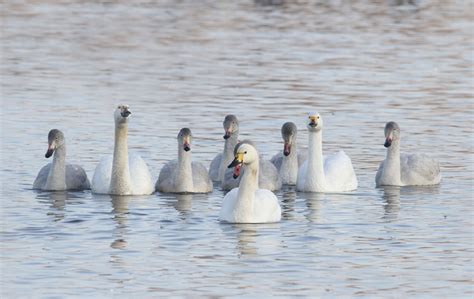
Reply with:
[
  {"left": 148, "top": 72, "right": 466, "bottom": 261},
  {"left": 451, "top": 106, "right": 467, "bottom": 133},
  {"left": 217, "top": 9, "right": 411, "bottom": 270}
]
[
  {"left": 91, "top": 105, "right": 154, "bottom": 195},
  {"left": 296, "top": 113, "right": 358, "bottom": 192},
  {"left": 270, "top": 122, "right": 306, "bottom": 185},
  {"left": 156, "top": 128, "right": 213, "bottom": 193},
  {"left": 33, "top": 129, "right": 90, "bottom": 191},
  {"left": 209, "top": 115, "right": 282, "bottom": 191},
  {"left": 375, "top": 122, "right": 441, "bottom": 187},
  {"left": 219, "top": 143, "right": 281, "bottom": 223}
]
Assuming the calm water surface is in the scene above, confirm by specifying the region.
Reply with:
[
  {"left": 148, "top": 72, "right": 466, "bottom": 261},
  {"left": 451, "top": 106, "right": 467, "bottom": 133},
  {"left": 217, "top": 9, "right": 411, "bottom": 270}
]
[{"left": 1, "top": 0, "right": 473, "bottom": 297}]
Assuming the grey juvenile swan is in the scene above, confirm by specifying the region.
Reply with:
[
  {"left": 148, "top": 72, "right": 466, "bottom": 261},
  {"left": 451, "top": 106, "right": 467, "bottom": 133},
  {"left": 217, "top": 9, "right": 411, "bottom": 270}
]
[
  {"left": 33, "top": 129, "right": 90, "bottom": 191},
  {"left": 375, "top": 122, "right": 441, "bottom": 187},
  {"left": 156, "top": 128, "right": 213, "bottom": 193},
  {"left": 271, "top": 122, "right": 306, "bottom": 185}
]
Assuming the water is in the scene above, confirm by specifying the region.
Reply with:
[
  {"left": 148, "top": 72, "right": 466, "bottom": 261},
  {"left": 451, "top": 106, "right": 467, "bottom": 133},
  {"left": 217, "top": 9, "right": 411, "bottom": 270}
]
[{"left": 1, "top": 0, "right": 473, "bottom": 297}]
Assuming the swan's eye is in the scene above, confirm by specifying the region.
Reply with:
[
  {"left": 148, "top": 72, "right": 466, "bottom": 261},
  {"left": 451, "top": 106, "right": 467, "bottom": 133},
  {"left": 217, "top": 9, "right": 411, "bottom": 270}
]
[
  {"left": 244, "top": 151, "right": 247, "bottom": 154},
  {"left": 317, "top": 116, "right": 320, "bottom": 119}
]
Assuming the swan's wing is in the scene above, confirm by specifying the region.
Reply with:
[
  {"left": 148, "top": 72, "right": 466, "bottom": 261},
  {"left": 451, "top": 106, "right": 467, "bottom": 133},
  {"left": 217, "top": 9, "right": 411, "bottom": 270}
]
[
  {"left": 296, "top": 160, "right": 308, "bottom": 190},
  {"left": 258, "top": 160, "right": 282, "bottom": 191},
  {"left": 156, "top": 160, "right": 177, "bottom": 192},
  {"left": 324, "top": 150, "right": 358, "bottom": 191},
  {"left": 400, "top": 153, "right": 441, "bottom": 185},
  {"left": 297, "top": 151, "right": 307, "bottom": 167},
  {"left": 192, "top": 161, "right": 213, "bottom": 193},
  {"left": 66, "top": 164, "right": 90, "bottom": 190},
  {"left": 254, "top": 189, "right": 282, "bottom": 223},
  {"left": 129, "top": 153, "right": 154, "bottom": 195},
  {"left": 209, "top": 153, "right": 222, "bottom": 181},
  {"left": 375, "top": 160, "right": 385, "bottom": 186},
  {"left": 92, "top": 156, "right": 113, "bottom": 194},
  {"left": 219, "top": 188, "right": 240, "bottom": 222},
  {"left": 270, "top": 152, "right": 283, "bottom": 170},
  {"left": 33, "top": 163, "right": 51, "bottom": 189}
]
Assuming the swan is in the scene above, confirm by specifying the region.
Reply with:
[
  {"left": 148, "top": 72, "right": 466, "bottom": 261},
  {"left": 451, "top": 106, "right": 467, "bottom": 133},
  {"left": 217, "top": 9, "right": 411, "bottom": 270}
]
[
  {"left": 33, "top": 129, "right": 90, "bottom": 191},
  {"left": 219, "top": 143, "right": 281, "bottom": 223},
  {"left": 271, "top": 122, "right": 306, "bottom": 185},
  {"left": 156, "top": 128, "right": 213, "bottom": 193},
  {"left": 91, "top": 105, "right": 154, "bottom": 195},
  {"left": 209, "top": 114, "right": 239, "bottom": 182},
  {"left": 209, "top": 115, "right": 282, "bottom": 191},
  {"left": 221, "top": 140, "right": 282, "bottom": 191},
  {"left": 296, "top": 112, "right": 358, "bottom": 192},
  {"left": 375, "top": 121, "right": 441, "bottom": 187}
]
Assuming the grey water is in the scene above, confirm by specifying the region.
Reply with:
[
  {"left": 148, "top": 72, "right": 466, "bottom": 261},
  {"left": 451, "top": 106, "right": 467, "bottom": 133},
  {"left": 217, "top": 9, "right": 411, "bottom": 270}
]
[{"left": 1, "top": 0, "right": 473, "bottom": 297}]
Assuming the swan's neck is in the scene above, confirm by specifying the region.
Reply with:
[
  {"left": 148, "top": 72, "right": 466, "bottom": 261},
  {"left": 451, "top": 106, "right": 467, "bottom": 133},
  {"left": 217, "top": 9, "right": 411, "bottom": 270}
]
[
  {"left": 218, "top": 132, "right": 238, "bottom": 181},
  {"left": 235, "top": 157, "right": 259, "bottom": 221},
  {"left": 176, "top": 147, "right": 193, "bottom": 193},
  {"left": 306, "top": 130, "right": 327, "bottom": 190},
  {"left": 381, "top": 141, "right": 402, "bottom": 185},
  {"left": 109, "top": 123, "right": 132, "bottom": 195},
  {"left": 280, "top": 141, "right": 299, "bottom": 184},
  {"left": 45, "top": 145, "right": 67, "bottom": 190}
]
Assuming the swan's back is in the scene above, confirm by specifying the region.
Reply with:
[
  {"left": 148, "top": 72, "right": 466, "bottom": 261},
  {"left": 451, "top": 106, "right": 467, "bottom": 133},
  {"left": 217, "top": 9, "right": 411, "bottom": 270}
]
[
  {"left": 400, "top": 153, "right": 441, "bottom": 185},
  {"left": 324, "top": 150, "right": 358, "bottom": 191},
  {"left": 271, "top": 152, "right": 306, "bottom": 170},
  {"left": 208, "top": 153, "right": 222, "bottom": 181},
  {"left": 192, "top": 161, "right": 213, "bottom": 193},
  {"left": 129, "top": 154, "right": 154, "bottom": 194},
  {"left": 156, "top": 160, "right": 177, "bottom": 192},
  {"left": 33, "top": 163, "right": 90, "bottom": 190},
  {"left": 219, "top": 188, "right": 281, "bottom": 223},
  {"left": 92, "top": 156, "right": 112, "bottom": 194},
  {"left": 92, "top": 153, "right": 154, "bottom": 195},
  {"left": 259, "top": 160, "right": 282, "bottom": 191},
  {"left": 65, "top": 164, "right": 90, "bottom": 190}
]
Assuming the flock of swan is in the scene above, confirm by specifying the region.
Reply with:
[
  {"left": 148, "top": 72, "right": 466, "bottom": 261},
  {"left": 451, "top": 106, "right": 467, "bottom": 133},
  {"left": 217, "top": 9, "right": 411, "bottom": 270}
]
[{"left": 33, "top": 105, "right": 441, "bottom": 223}]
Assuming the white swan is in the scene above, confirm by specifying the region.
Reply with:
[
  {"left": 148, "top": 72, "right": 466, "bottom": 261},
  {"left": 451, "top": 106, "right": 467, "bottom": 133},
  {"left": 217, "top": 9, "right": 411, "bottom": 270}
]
[
  {"left": 219, "top": 143, "right": 281, "bottom": 223},
  {"left": 375, "top": 121, "right": 441, "bottom": 187},
  {"left": 209, "top": 115, "right": 282, "bottom": 191},
  {"left": 296, "top": 112, "right": 358, "bottom": 192},
  {"left": 271, "top": 122, "right": 306, "bottom": 185},
  {"left": 91, "top": 105, "right": 154, "bottom": 195},
  {"left": 33, "top": 129, "right": 90, "bottom": 191},
  {"left": 156, "top": 128, "right": 213, "bottom": 193}
]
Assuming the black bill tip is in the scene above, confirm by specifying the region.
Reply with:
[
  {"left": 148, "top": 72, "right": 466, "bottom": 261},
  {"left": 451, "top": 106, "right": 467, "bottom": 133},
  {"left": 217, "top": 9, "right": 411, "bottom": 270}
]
[
  {"left": 228, "top": 158, "right": 241, "bottom": 168},
  {"left": 45, "top": 149, "right": 54, "bottom": 158}
]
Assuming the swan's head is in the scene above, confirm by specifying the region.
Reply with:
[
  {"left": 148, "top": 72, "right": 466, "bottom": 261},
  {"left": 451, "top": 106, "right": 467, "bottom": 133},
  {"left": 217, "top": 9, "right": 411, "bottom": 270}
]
[
  {"left": 223, "top": 114, "right": 239, "bottom": 139},
  {"left": 114, "top": 105, "right": 131, "bottom": 124},
  {"left": 178, "top": 128, "right": 192, "bottom": 152},
  {"left": 281, "top": 122, "right": 297, "bottom": 156},
  {"left": 228, "top": 143, "right": 258, "bottom": 179},
  {"left": 307, "top": 112, "right": 322, "bottom": 132},
  {"left": 45, "top": 129, "right": 65, "bottom": 158},
  {"left": 384, "top": 121, "right": 400, "bottom": 148}
]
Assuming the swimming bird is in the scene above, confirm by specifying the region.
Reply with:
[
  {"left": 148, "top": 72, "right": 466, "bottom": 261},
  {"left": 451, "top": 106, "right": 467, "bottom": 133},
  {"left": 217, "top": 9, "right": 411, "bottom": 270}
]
[
  {"left": 33, "top": 129, "right": 90, "bottom": 191},
  {"left": 156, "top": 128, "right": 213, "bottom": 193},
  {"left": 209, "top": 115, "right": 282, "bottom": 191},
  {"left": 271, "top": 122, "right": 306, "bottom": 185},
  {"left": 296, "top": 112, "right": 358, "bottom": 192},
  {"left": 91, "top": 105, "right": 154, "bottom": 195},
  {"left": 209, "top": 114, "right": 240, "bottom": 182},
  {"left": 375, "top": 121, "right": 441, "bottom": 187},
  {"left": 219, "top": 143, "right": 281, "bottom": 223}
]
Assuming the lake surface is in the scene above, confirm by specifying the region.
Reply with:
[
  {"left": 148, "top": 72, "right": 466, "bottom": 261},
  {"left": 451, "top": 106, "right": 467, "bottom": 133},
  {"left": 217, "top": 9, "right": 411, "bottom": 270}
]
[{"left": 1, "top": 0, "right": 473, "bottom": 297}]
